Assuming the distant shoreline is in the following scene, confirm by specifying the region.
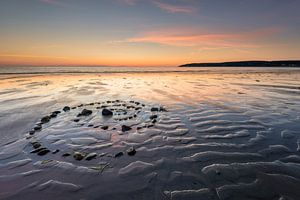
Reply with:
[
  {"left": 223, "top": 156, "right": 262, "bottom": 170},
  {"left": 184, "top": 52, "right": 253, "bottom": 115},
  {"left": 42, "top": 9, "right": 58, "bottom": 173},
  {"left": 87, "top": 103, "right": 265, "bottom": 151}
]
[{"left": 180, "top": 60, "right": 300, "bottom": 67}]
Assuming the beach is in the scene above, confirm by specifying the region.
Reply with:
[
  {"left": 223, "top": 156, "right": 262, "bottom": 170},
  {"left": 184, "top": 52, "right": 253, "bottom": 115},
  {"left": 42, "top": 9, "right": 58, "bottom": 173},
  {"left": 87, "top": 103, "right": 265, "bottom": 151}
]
[{"left": 0, "top": 67, "right": 300, "bottom": 200}]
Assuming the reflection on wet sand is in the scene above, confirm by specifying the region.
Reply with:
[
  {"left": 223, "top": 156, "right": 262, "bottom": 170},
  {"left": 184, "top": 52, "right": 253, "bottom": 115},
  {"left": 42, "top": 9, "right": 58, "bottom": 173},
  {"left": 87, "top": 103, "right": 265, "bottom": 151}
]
[{"left": 0, "top": 70, "right": 300, "bottom": 200}]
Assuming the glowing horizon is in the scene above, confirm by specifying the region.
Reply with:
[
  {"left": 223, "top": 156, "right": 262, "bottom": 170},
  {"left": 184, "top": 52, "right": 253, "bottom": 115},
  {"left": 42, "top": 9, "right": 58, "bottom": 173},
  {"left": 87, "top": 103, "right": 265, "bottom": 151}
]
[{"left": 1, "top": 0, "right": 300, "bottom": 67}]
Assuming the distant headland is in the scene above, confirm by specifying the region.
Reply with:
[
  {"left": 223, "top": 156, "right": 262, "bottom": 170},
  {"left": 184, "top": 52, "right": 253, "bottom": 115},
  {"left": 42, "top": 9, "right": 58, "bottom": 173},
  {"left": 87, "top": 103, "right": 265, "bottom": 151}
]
[{"left": 179, "top": 60, "right": 300, "bottom": 67}]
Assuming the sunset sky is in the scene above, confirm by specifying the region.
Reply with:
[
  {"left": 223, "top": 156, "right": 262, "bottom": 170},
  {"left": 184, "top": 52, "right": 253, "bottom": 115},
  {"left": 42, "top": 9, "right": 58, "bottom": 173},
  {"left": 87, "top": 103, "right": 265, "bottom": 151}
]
[{"left": 0, "top": 0, "right": 299, "bottom": 67}]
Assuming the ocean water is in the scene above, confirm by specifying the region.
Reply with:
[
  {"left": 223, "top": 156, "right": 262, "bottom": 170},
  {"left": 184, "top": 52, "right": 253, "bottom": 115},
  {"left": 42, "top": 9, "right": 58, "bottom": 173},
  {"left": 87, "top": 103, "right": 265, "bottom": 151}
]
[
  {"left": 0, "top": 67, "right": 300, "bottom": 200},
  {"left": 0, "top": 66, "right": 299, "bottom": 74}
]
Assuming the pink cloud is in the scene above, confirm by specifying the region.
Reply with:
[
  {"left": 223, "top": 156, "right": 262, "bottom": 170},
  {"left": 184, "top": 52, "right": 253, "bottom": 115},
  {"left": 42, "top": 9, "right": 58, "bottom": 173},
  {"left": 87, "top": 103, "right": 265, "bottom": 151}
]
[
  {"left": 153, "top": 1, "right": 195, "bottom": 14},
  {"left": 126, "top": 27, "right": 281, "bottom": 48}
]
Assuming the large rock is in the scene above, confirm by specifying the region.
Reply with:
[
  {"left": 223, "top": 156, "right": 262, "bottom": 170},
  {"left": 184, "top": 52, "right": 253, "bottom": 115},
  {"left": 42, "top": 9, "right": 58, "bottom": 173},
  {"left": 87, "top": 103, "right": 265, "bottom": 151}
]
[
  {"left": 122, "top": 125, "right": 132, "bottom": 132},
  {"left": 77, "top": 109, "right": 92, "bottom": 117},
  {"left": 102, "top": 108, "right": 113, "bottom": 116},
  {"left": 73, "top": 152, "right": 84, "bottom": 161},
  {"left": 41, "top": 116, "right": 51, "bottom": 123},
  {"left": 63, "top": 106, "right": 71, "bottom": 112}
]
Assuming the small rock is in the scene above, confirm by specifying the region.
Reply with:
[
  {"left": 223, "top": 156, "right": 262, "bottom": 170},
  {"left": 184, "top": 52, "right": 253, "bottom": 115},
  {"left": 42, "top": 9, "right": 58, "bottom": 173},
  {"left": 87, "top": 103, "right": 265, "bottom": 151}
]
[
  {"left": 159, "top": 107, "right": 167, "bottom": 112},
  {"left": 37, "top": 149, "right": 50, "bottom": 156},
  {"left": 127, "top": 147, "right": 136, "bottom": 156},
  {"left": 30, "top": 147, "right": 47, "bottom": 154},
  {"left": 62, "top": 153, "right": 71, "bottom": 157},
  {"left": 77, "top": 109, "right": 92, "bottom": 117},
  {"left": 115, "top": 152, "right": 124, "bottom": 158},
  {"left": 150, "top": 115, "right": 158, "bottom": 120},
  {"left": 29, "top": 130, "right": 35, "bottom": 135},
  {"left": 122, "top": 125, "right": 132, "bottom": 132},
  {"left": 151, "top": 107, "right": 159, "bottom": 112},
  {"left": 101, "top": 126, "right": 109, "bottom": 130},
  {"left": 73, "top": 152, "right": 84, "bottom": 161},
  {"left": 41, "top": 116, "right": 51, "bottom": 124},
  {"left": 50, "top": 113, "right": 57, "bottom": 118},
  {"left": 152, "top": 119, "right": 157, "bottom": 124},
  {"left": 85, "top": 153, "right": 97, "bottom": 161},
  {"left": 102, "top": 108, "right": 113, "bottom": 116},
  {"left": 53, "top": 111, "right": 61, "bottom": 115},
  {"left": 52, "top": 149, "right": 60, "bottom": 154},
  {"left": 31, "top": 142, "right": 41, "bottom": 149},
  {"left": 63, "top": 106, "right": 71, "bottom": 112},
  {"left": 34, "top": 125, "right": 42, "bottom": 131},
  {"left": 73, "top": 119, "right": 80, "bottom": 122}
]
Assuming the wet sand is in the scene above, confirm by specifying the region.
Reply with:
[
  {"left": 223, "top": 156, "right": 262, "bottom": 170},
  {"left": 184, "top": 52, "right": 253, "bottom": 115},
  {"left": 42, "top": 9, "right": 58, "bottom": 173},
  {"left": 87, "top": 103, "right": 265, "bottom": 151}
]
[{"left": 0, "top": 69, "right": 300, "bottom": 200}]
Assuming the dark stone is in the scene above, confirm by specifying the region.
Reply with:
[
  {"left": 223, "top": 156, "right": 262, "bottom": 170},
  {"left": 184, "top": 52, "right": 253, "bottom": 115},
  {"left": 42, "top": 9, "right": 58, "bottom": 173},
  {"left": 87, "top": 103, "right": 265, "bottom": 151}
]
[
  {"left": 37, "top": 149, "right": 50, "bottom": 156},
  {"left": 151, "top": 107, "right": 159, "bottom": 112},
  {"left": 152, "top": 119, "right": 157, "bottom": 124},
  {"left": 114, "top": 152, "right": 124, "bottom": 158},
  {"left": 137, "top": 127, "right": 142, "bottom": 130},
  {"left": 62, "top": 153, "right": 71, "bottom": 157},
  {"left": 52, "top": 149, "right": 60, "bottom": 154},
  {"left": 30, "top": 147, "right": 47, "bottom": 154},
  {"left": 89, "top": 103, "right": 94, "bottom": 105},
  {"left": 159, "top": 107, "right": 167, "bottom": 112},
  {"left": 147, "top": 124, "right": 154, "bottom": 128},
  {"left": 50, "top": 113, "right": 57, "bottom": 118},
  {"left": 77, "top": 109, "right": 92, "bottom": 117},
  {"left": 150, "top": 115, "right": 158, "bottom": 120},
  {"left": 41, "top": 116, "right": 51, "bottom": 124},
  {"left": 102, "top": 108, "right": 113, "bottom": 116},
  {"left": 63, "top": 106, "right": 71, "bottom": 112},
  {"left": 127, "top": 147, "right": 136, "bottom": 156},
  {"left": 85, "top": 153, "right": 97, "bottom": 161},
  {"left": 29, "top": 130, "right": 35, "bottom": 135},
  {"left": 122, "top": 125, "right": 132, "bottom": 132},
  {"left": 101, "top": 126, "right": 109, "bottom": 130},
  {"left": 53, "top": 111, "right": 61, "bottom": 115},
  {"left": 73, "top": 119, "right": 80, "bottom": 122},
  {"left": 73, "top": 152, "right": 84, "bottom": 161},
  {"left": 71, "top": 107, "right": 76, "bottom": 109},
  {"left": 34, "top": 125, "right": 42, "bottom": 131},
  {"left": 31, "top": 142, "right": 41, "bottom": 149},
  {"left": 88, "top": 124, "right": 94, "bottom": 127}
]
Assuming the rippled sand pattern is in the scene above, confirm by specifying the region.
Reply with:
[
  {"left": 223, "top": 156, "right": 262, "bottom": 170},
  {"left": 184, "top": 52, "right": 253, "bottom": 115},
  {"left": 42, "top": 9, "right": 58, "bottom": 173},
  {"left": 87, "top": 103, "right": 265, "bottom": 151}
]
[{"left": 0, "top": 70, "right": 300, "bottom": 200}]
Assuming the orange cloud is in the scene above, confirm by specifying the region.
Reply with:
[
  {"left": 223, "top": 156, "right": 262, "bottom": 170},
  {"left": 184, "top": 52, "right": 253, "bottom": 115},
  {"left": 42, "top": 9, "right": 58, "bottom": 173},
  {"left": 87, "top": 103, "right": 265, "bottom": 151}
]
[
  {"left": 153, "top": 1, "right": 195, "bottom": 14},
  {"left": 126, "top": 27, "right": 281, "bottom": 48}
]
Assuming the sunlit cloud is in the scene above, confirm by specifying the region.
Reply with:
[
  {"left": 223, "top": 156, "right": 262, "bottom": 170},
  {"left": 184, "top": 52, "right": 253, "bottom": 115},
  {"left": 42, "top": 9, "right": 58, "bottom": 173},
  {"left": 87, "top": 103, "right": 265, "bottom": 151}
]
[
  {"left": 153, "top": 1, "right": 196, "bottom": 14},
  {"left": 0, "top": 54, "right": 70, "bottom": 60},
  {"left": 125, "top": 27, "right": 280, "bottom": 48}
]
